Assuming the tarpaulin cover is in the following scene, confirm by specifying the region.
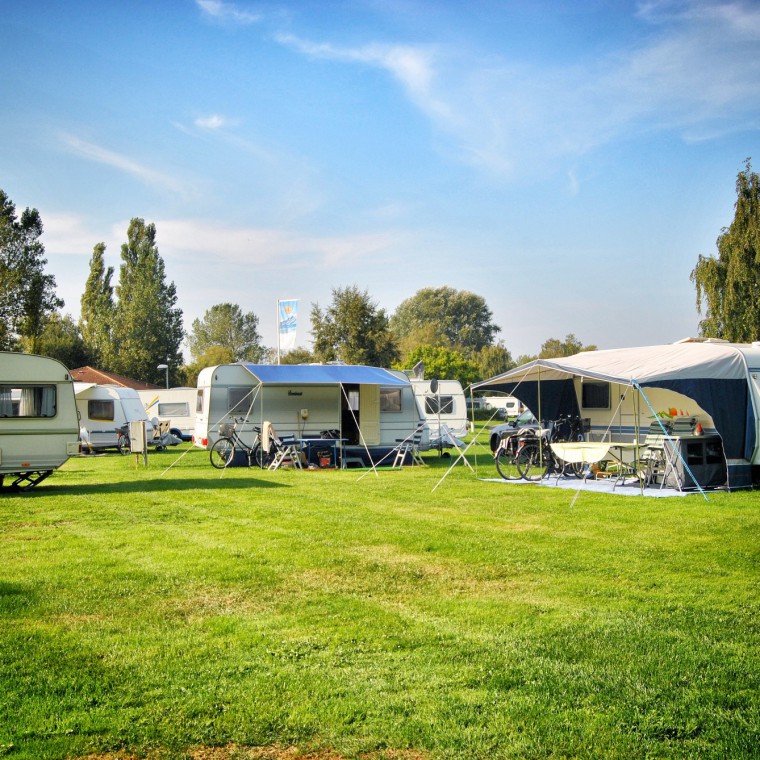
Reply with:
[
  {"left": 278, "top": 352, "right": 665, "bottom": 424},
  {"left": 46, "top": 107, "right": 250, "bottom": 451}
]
[{"left": 239, "top": 364, "right": 410, "bottom": 386}]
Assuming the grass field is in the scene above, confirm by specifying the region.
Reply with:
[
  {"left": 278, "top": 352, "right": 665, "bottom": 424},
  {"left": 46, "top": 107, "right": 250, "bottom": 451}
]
[{"left": 1, "top": 444, "right": 758, "bottom": 759}]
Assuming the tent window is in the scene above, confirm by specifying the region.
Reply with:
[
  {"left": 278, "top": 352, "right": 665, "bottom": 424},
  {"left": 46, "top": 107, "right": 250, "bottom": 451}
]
[
  {"left": 380, "top": 388, "right": 402, "bottom": 412},
  {"left": 228, "top": 387, "right": 254, "bottom": 414},
  {"left": 425, "top": 395, "right": 454, "bottom": 415},
  {"left": 89, "top": 399, "right": 114, "bottom": 421},
  {"left": 581, "top": 382, "right": 610, "bottom": 409},
  {"left": 0, "top": 385, "right": 57, "bottom": 418}
]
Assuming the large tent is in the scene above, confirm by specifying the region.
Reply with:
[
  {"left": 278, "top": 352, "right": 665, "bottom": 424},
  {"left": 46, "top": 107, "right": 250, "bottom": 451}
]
[{"left": 471, "top": 340, "right": 760, "bottom": 489}]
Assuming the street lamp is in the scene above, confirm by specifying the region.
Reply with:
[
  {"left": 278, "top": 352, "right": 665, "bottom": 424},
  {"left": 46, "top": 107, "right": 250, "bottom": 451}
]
[{"left": 157, "top": 364, "right": 169, "bottom": 389}]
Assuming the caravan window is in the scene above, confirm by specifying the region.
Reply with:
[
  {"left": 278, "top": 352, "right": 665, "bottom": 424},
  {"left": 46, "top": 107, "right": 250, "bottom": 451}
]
[
  {"left": 158, "top": 402, "right": 189, "bottom": 417},
  {"left": 196, "top": 390, "right": 204, "bottom": 414},
  {"left": 89, "top": 399, "right": 114, "bottom": 421},
  {"left": 228, "top": 387, "right": 255, "bottom": 414},
  {"left": 581, "top": 382, "right": 610, "bottom": 409},
  {"left": 0, "top": 385, "right": 56, "bottom": 418},
  {"left": 425, "top": 395, "right": 454, "bottom": 415},
  {"left": 380, "top": 388, "right": 402, "bottom": 412}
]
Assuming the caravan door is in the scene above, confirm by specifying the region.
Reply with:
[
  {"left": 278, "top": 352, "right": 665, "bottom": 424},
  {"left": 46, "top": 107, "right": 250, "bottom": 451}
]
[{"left": 359, "top": 385, "right": 381, "bottom": 445}]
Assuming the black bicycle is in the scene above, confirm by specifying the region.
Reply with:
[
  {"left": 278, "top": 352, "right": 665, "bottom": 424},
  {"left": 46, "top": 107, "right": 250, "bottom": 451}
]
[
  {"left": 515, "top": 415, "right": 587, "bottom": 481},
  {"left": 209, "top": 418, "right": 273, "bottom": 469},
  {"left": 116, "top": 424, "right": 130, "bottom": 455},
  {"left": 494, "top": 426, "right": 533, "bottom": 480}
]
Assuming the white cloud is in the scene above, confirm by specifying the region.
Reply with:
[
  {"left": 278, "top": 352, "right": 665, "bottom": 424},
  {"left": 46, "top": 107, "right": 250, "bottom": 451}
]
[
  {"left": 59, "top": 133, "right": 191, "bottom": 197},
  {"left": 41, "top": 213, "right": 104, "bottom": 255},
  {"left": 156, "top": 218, "right": 401, "bottom": 269},
  {"left": 194, "top": 114, "right": 227, "bottom": 130},
  {"left": 196, "top": 0, "right": 260, "bottom": 25}
]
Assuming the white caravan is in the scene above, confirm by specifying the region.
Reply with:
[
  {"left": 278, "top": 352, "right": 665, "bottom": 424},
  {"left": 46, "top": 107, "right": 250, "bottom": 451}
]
[
  {"left": 74, "top": 383, "right": 155, "bottom": 450},
  {"left": 480, "top": 395, "right": 525, "bottom": 418},
  {"left": 0, "top": 352, "right": 80, "bottom": 490},
  {"left": 407, "top": 378, "right": 468, "bottom": 439},
  {"left": 137, "top": 387, "right": 196, "bottom": 441},
  {"left": 195, "top": 363, "right": 429, "bottom": 465}
]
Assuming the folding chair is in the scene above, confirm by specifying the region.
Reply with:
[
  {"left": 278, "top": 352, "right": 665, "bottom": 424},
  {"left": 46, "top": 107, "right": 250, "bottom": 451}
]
[
  {"left": 266, "top": 424, "right": 303, "bottom": 470},
  {"left": 392, "top": 432, "right": 425, "bottom": 468}
]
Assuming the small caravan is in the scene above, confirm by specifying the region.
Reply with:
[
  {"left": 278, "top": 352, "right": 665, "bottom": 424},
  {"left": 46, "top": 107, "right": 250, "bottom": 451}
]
[
  {"left": 137, "top": 387, "right": 196, "bottom": 441},
  {"left": 194, "top": 363, "right": 429, "bottom": 465},
  {"left": 407, "top": 377, "right": 468, "bottom": 439},
  {"left": 480, "top": 395, "right": 524, "bottom": 419},
  {"left": 74, "top": 383, "right": 155, "bottom": 450},
  {"left": 0, "top": 352, "right": 80, "bottom": 490}
]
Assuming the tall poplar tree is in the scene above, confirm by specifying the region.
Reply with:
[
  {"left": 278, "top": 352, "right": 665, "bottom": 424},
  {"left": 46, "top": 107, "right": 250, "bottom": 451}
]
[
  {"left": 80, "top": 242, "right": 115, "bottom": 367},
  {"left": 691, "top": 159, "right": 760, "bottom": 342},
  {"left": 111, "top": 219, "right": 184, "bottom": 383},
  {"left": 0, "top": 189, "right": 62, "bottom": 351}
]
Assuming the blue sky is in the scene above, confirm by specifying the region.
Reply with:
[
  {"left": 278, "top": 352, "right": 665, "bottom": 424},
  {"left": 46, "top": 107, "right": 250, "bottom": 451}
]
[{"left": 2, "top": 0, "right": 759, "bottom": 360}]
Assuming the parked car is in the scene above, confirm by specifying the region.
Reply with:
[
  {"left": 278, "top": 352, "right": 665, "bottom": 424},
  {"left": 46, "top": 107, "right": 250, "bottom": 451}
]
[{"left": 488, "top": 409, "right": 538, "bottom": 452}]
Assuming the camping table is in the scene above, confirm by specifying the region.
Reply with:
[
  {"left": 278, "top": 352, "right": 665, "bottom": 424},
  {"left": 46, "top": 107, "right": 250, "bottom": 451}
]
[{"left": 550, "top": 441, "right": 643, "bottom": 488}]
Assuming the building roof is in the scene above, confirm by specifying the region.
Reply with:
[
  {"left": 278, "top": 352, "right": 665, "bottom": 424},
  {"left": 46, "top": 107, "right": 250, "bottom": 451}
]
[{"left": 69, "top": 366, "right": 160, "bottom": 390}]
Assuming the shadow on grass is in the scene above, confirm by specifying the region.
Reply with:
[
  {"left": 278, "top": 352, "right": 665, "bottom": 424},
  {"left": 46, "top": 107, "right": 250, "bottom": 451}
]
[{"left": 22, "top": 476, "right": 288, "bottom": 497}]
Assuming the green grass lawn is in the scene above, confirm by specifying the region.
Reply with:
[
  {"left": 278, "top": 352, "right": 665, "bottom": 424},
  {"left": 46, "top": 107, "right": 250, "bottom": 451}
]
[{"left": 1, "top": 444, "right": 758, "bottom": 759}]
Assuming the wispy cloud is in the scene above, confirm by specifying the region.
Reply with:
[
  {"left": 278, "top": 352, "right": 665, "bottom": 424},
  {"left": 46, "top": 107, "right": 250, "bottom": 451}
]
[
  {"left": 196, "top": 0, "right": 260, "bottom": 25},
  {"left": 157, "top": 218, "right": 400, "bottom": 269},
  {"left": 275, "top": 34, "right": 454, "bottom": 126},
  {"left": 194, "top": 114, "right": 227, "bottom": 130},
  {"left": 60, "top": 133, "right": 190, "bottom": 196},
  {"left": 277, "top": 1, "right": 760, "bottom": 179}
]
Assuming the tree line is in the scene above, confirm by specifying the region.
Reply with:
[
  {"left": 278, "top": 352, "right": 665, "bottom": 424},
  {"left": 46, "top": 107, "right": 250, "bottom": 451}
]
[{"left": 1, "top": 159, "right": 757, "bottom": 387}]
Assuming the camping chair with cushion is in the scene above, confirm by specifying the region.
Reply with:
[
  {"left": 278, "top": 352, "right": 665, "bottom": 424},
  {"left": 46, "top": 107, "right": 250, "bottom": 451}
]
[{"left": 265, "top": 423, "right": 303, "bottom": 470}]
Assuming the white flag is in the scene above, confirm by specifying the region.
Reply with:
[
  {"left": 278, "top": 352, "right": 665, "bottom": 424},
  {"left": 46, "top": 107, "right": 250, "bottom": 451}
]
[{"left": 278, "top": 299, "right": 298, "bottom": 352}]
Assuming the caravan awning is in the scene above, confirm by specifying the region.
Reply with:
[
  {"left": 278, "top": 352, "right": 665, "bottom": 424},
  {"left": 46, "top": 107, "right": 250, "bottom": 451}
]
[
  {"left": 472, "top": 342, "right": 754, "bottom": 461},
  {"left": 472, "top": 343, "right": 749, "bottom": 389},
  {"left": 239, "top": 364, "right": 410, "bottom": 386}
]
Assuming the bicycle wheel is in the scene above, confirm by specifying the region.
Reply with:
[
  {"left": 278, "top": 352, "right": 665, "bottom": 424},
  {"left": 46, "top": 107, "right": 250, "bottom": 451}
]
[
  {"left": 117, "top": 435, "right": 130, "bottom": 455},
  {"left": 517, "top": 443, "right": 548, "bottom": 481},
  {"left": 251, "top": 442, "right": 269, "bottom": 469},
  {"left": 210, "top": 437, "right": 235, "bottom": 469},
  {"left": 495, "top": 444, "right": 521, "bottom": 480}
]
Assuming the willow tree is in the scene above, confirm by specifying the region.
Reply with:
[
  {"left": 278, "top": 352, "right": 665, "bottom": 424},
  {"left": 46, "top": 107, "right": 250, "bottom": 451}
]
[{"left": 691, "top": 160, "right": 760, "bottom": 342}]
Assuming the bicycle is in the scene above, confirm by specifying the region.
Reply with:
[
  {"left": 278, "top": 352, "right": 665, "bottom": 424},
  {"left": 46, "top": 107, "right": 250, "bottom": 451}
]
[
  {"left": 494, "top": 426, "right": 534, "bottom": 479},
  {"left": 209, "top": 418, "right": 273, "bottom": 469},
  {"left": 116, "top": 424, "right": 130, "bottom": 455},
  {"left": 515, "top": 415, "right": 587, "bottom": 481}
]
